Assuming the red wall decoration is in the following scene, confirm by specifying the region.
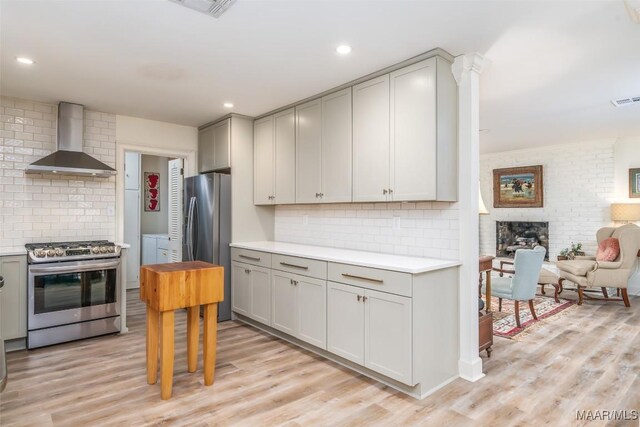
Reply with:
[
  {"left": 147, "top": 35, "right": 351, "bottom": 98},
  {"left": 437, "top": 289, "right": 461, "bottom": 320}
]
[{"left": 144, "top": 172, "right": 160, "bottom": 212}]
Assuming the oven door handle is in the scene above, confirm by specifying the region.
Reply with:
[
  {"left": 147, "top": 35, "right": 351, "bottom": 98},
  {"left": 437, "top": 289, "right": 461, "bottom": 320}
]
[{"left": 29, "top": 260, "right": 121, "bottom": 275}]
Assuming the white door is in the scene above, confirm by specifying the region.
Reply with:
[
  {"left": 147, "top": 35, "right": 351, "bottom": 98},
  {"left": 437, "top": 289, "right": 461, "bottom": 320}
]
[
  {"left": 353, "top": 75, "right": 391, "bottom": 202},
  {"left": 167, "top": 158, "right": 183, "bottom": 262},
  {"left": 321, "top": 88, "right": 352, "bottom": 203},
  {"left": 364, "top": 289, "right": 413, "bottom": 385},
  {"left": 327, "top": 281, "right": 365, "bottom": 364},
  {"left": 124, "top": 152, "right": 140, "bottom": 190},
  {"left": 271, "top": 271, "right": 297, "bottom": 335},
  {"left": 254, "top": 116, "right": 275, "bottom": 205},
  {"left": 212, "top": 119, "right": 231, "bottom": 171},
  {"left": 124, "top": 189, "right": 140, "bottom": 288},
  {"left": 295, "top": 99, "right": 322, "bottom": 203},
  {"left": 297, "top": 276, "right": 327, "bottom": 349},
  {"left": 390, "top": 59, "right": 437, "bottom": 201},
  {"left": 231, "top": 262, "right": 251, "bottom": 316},
  {"left": 250, "top": 266, "right": 271, "bottom": 324},
  {"left": 274, "top": 108, "right": 296, "bottom": 204},
  {"left": 198, "top": 126, "right": 215, "bottom": 173}
]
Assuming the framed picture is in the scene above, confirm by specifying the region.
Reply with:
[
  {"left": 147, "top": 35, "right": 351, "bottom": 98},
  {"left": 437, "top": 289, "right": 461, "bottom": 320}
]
[
  {"left": 144, "top": 172, "right": 160, "bottom": 212},
  {"left": 630, "top": 168, "right": 640, "bottom": 198},
  {"left": 493, "top": 165, "right": 544, "bottom": 208}
]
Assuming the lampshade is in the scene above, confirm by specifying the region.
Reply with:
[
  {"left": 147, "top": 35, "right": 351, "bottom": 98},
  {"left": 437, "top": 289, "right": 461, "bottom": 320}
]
[
  {"left": 479, "top": 188, "right": 489, "bottom": 215},
  {"left": 611, "top": 203, "right": 640, "bottom": 221}
]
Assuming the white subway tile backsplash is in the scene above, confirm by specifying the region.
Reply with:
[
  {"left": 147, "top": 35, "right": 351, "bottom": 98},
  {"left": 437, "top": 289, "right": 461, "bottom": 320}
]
[
  {"left": 0, "top": 97, "right": 116, "bottom": 248},
  {"left": 275, "top": 202, "right": 460, "bottom": 260}
]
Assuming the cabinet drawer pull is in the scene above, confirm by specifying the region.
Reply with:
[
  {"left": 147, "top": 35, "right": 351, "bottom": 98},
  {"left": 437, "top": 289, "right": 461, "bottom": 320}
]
[
  {"left": 280, "top": 262, "right": 309, "bottom": 270},
  {"left": 341, "top": 273, "right": 383, "bottom": 284},
  {"left": 239, "top": 254, "right": 261, "bottom": 261}
]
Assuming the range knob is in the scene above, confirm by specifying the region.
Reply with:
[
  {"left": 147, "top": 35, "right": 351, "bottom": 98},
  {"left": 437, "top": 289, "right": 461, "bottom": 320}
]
[
  {"left": 100, "top": 246, "right": 108, "bottom": 253},
  {"left": 55, "top": 248, "right": 64, "bottom": 256},
  {"left": 107, "top": 246, "right": 115, "bottom": 253},
  {"left": 92, "top": 247, "right": 100, "bottom": 254},
  {"left": 46, "top": 249, "right": 56, "bottom": 257},
  {"left": 34, "top": 249, "right": 46, "bottom": 257}
]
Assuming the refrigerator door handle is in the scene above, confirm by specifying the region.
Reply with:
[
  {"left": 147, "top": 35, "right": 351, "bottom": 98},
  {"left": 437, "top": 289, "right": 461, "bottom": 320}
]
[
  {"left": 186, "top": 196, "right": 196, "bottom": 261},
  {"left": 192, "top": 197, "right": 199, "bottom": 260}
]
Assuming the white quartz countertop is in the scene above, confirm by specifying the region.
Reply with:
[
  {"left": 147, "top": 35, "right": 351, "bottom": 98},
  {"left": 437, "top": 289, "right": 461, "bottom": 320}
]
[
  {"left": 0, "top": 247, "right": 27, "bottom": 256},
  {"left": 230, "top": 241, "right": 460, "bottom": 274}
]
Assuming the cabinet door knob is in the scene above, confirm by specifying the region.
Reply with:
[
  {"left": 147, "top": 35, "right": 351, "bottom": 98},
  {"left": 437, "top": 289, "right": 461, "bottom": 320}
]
[
  {"left": 388, "top": 189, "right": 393, "bottom": 194},
  {"left": 383, "top": 189, "right": 388, "bottom": 195},
  {"left": 357, "top": 295, "right": 361, "bottom": 302},
  {"left": 362, "top": 296, "right": 368, "bottom": 302},
  {"left": 244, "top": 269, "right": 250, "bottom": 274}
]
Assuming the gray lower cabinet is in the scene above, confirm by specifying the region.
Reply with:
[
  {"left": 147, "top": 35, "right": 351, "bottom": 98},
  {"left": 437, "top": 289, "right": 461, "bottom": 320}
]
[
  {"left": 327, "top": 281, "right": 365, "bottom": 364},
  {"left": 0, "top": 256, "right": 27, "bottom": 341},
  {"left": 231, "top": 261, "right": 271, "bottom": 324},
  {"left": 271, "top": 270, "right": 326, "bottom": 349},
  {"left": 230, "top": 246, "right": 459, "bottom": 398}
]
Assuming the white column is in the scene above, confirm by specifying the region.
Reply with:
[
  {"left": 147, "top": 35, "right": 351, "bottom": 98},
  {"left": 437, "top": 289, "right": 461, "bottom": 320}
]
[{"left": 452, "top": 52, "right": 486, "bottom": 382}]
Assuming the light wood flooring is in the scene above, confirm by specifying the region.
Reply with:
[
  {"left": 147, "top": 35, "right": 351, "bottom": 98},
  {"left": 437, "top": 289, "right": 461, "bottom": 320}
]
[{"left": 1, "top": 290, "right": 638, "bottom": 426}]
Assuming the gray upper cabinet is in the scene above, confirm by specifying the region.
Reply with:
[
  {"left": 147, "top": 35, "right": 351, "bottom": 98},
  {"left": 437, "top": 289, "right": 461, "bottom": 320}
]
[
  {"left": 321, "top": 88, "right": 352, "bottom": 203},
  {"left": 199, "top": 118, "right": 230, "bottom": 173},
  {"left": 273, "top": 109, "right": 296, "bottom": 204},
  {"left": 295, "top": 99, "right": 323, "bottom": 204},
  {"left": 295, "top": 89, "right": 353, "bottom": 204},
  {"left": 254, "top": 116, "right": 275, "bottom": 205},
  {"left": 353, "top": 75, "right": 390, "bottom": 202},
  {"left": 390, "top": 57, "right": 457, "bottom": 202},
  {"left": 253, "top": 53, "right": 457, "bottom": 206},
  {"left": 254, "top": 110, "right": 296, "bottom": 205}
]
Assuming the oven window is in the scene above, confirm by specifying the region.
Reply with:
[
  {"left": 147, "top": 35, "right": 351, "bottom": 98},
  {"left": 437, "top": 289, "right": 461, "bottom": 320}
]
[{"left": 33, "top": 269, "right": 117, "bottom": 314}]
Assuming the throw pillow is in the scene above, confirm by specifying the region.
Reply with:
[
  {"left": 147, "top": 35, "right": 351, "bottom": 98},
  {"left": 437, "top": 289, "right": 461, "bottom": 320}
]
[{"left": 596, "top": 237, "right": 620, "bottom": 262}]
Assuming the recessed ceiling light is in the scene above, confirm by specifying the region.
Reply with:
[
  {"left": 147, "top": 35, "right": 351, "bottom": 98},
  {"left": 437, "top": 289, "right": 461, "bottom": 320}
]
[
  {"left": 336, "top": 45, "right": 352, "bottom": 55},
  {"left": 223, "top": 102, "right": 234, "bottom": 108},
  {"left": 16, "top": 57, "right": 35, "bottom": 65}
]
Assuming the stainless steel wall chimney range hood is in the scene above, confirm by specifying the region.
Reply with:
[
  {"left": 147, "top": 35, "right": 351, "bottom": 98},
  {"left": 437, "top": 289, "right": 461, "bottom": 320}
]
[{"left": 25, "top": 102, "right": 116, "bottom": 177}]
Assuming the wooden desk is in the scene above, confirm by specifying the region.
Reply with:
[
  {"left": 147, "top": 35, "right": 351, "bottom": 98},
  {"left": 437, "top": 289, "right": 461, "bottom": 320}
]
[
  {"left": 140, "top": 261, "right": 224, "bottom": 399},
  {"left": 479, "top": 256, "right": 494, "bottom": 311}
]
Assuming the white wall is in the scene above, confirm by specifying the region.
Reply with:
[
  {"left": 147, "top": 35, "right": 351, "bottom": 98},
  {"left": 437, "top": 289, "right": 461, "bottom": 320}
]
[
  {"left": 480, "top": 137, "right": 640, "bottom": 295},
  {"left": 613, "top": 137, "right": 640, "bottom": 202},
  {"left": 140, "top": 155, "right": 169, "bottom": 235},
  {"left": 480, "top": 139, "right": 616, "bottom": 260},
  {"left": 115, "top": 114, "right": 198, "bottom": 244},
  {"left": 0, "top": 97, "right": 116, "bottom": 249},
  {"left": 275, "top": 202, "right": 459, "bottom": 259}
]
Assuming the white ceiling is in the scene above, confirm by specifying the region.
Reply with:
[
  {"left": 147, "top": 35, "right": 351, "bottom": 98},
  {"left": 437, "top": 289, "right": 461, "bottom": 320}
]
[{"left": 1, "top": 0, "right": 639, "bottom": 153}]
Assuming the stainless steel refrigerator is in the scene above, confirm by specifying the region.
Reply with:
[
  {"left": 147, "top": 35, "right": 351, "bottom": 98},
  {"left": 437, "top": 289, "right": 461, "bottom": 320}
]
[{"left": 183, "top": 173, "right": 232, "bottom": 321}]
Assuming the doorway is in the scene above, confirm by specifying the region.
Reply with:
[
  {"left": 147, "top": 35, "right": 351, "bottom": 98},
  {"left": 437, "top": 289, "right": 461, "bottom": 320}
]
[{"left": 123, "top": 152, "right": 184, "bottom": 289}]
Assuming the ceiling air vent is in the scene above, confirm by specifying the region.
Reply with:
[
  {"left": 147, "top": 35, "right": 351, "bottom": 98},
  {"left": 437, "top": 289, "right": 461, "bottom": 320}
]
[
  {"left": 610, "top": 96, "right": 640, "bottom": 108},
  {"left": 169, "top": 0, "right": 236, "bottom": 18}
]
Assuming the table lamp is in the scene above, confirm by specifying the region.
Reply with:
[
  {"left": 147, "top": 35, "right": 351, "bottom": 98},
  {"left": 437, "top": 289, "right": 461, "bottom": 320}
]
[{"left": 611, "top": 203, "right": 640, "bottom": 223}]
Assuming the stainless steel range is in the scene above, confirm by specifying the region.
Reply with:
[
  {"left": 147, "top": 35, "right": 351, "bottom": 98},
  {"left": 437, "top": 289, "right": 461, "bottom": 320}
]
[{"left": 26, "top": 240, "right": 122, "bottom": 349}]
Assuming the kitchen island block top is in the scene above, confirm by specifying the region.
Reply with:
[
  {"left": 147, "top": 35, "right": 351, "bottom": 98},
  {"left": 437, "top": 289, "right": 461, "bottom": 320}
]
[
  {"left": 140, "top": 261, "right": 224, "bottom": 311},
  {"left": 230, "top": 241, "right": 460, "bottom": 274}
]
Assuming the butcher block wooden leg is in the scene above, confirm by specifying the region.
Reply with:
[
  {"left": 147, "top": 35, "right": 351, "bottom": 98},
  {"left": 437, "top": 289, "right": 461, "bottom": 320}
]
[
  {"left": 203, "top": 303, "right": 218, "bottom": 386},
  {"left": 160, "top": 310, "right": 175, "bottom": 400},
  {"left": 146, "top": 305, "right": 159, "bottom": 385},
  {"left": 187, "top": 306, "right": 199, "bottom": 373}
]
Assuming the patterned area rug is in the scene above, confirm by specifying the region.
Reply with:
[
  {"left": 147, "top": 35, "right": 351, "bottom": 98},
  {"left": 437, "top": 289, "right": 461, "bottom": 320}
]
[{"left": 487, "top": 295, "right": 576, "bottom": 339}]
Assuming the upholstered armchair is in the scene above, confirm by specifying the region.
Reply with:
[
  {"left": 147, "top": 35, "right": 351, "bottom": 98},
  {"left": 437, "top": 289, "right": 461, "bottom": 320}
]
[
  {"left": 556, "top": 224, "right": 640, "bottom": 307},
  {"left": 488, "top": 246, "right": 547, "bottom": 328}
]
